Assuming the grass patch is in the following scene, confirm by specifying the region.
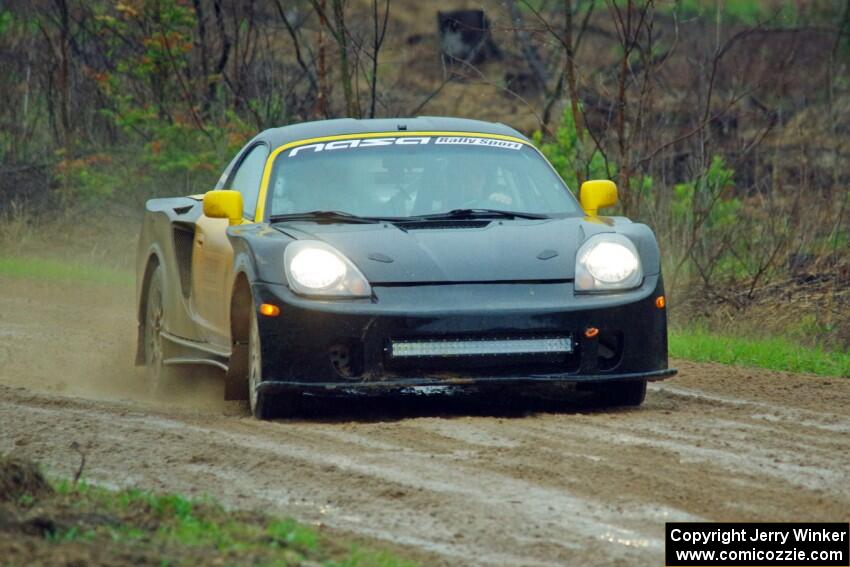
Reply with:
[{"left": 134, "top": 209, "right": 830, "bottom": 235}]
[
  {"left": 0, "top": 255, "right": 133, "bottom": 286},
  {"left": 670, "top": 328, "right": 850, "bottom": 378},
  {"left": 2, "top": 458, "right": 420, "bottom": 567},
  {"left": 661, "top": 0, "right": 799, "bottom": 25}
]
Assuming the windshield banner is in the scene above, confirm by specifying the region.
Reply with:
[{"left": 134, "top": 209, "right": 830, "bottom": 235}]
[{"left": 287, "top": 136, "right": 523, "bottom": 157}]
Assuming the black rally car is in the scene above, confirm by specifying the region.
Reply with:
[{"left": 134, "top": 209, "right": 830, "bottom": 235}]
[{"left": 136, "top": 117, "right": 675, "bottom": 418}]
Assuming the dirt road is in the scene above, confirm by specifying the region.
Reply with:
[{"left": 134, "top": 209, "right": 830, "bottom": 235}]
[{"left": 1, "top": 275, "right": 848, "bottom": 566}]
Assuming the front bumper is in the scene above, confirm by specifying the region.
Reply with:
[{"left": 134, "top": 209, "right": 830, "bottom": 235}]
[{"left": 252, "top": 274, "right": 675, "bottom": 393}]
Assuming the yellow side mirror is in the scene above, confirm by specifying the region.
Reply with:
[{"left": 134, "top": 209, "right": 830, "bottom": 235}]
[
  {"left": 203, "top": 190, "right": 243, "bottom": 226},
  {"left": 580, "top": 180, "right": 618, "bottom": 216}
]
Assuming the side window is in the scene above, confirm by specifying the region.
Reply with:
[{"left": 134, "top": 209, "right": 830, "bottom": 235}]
[{"left": 228, "top": 144, "right": 269, "bottom": 219}]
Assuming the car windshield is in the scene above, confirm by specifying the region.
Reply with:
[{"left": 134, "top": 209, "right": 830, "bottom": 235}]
[{"left": 266, "top": 135, "right": 582, "bottom": 219}]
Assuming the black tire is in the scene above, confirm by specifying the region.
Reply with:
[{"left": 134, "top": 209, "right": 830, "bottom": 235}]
[
  {"left": 593, "top": 380, "right": 647, "bottom": 407},
  {"left": 248, "top": 305, "right": 298, "bottom": 419},
  {"left": 144, "top": 265, "right": 181, "bottom": 395}
]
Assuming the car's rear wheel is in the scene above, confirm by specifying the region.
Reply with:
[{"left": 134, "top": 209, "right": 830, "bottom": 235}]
[
  {"left": 593, "top": 380, "right": 647, "bottom": 407},
  {"left": 144, "top": 266, "right": 179, "bottom": 395},
  {"left": 248, "top": 306, "right": 297, "bottom": 419}
]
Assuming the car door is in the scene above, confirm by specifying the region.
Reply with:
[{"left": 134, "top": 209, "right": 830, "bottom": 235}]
[{"left": 192, "top": 143, "right": 269, "bottom": 348}]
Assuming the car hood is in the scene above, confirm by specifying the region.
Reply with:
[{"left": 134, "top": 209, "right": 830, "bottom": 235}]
[{"left": 274, "top": 217, "right": 621, "bottom": 284}]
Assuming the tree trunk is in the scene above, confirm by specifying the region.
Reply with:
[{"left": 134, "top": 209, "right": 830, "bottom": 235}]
[
  {"left": 331, "top": 0, "right": 359, "bottom": 117},
  {"left": 564, "top": 0, "right": 587, "bottom": 190},
  {"left": 316, "top": 0, "right": 330, "bottom": 117},
  {"left": 55, "top": 0, "right": 72, "bottom": 150}
]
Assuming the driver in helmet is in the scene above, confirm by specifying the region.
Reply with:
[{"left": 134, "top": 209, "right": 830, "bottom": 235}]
[{"left": 451, "top": 156, "right": 513, "bottom": 210}]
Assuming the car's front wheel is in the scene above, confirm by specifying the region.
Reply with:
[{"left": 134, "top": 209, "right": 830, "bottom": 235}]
[{"left": 248, "top": 306, "right": 298, "bottom": 419}]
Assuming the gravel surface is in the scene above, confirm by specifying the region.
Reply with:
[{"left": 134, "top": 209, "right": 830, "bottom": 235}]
[{"left": 1, "top": 276, "right": 847, "bottom": 566}]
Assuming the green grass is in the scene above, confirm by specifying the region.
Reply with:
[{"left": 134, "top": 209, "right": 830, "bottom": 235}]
[
  {"left": 16, "top": 476, "right": 420, "bottom": 566},
  {"left": 662, "top": 0, "right": 799, "bottom": 25},
  {"left": 0, "top": 255, "right": 133, "bottom": 286},
  {"left": 670, "top": 328, "right": 850, "bottom": 378}
]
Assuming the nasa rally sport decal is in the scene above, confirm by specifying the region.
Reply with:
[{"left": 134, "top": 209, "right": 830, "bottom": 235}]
[{"left": 287, "top": 136, "right": 523, "bottom": 157}]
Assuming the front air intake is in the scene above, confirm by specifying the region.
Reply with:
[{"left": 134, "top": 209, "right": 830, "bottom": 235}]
[{"left": 393, "top": 220, "right": 490, "bottom": 230}]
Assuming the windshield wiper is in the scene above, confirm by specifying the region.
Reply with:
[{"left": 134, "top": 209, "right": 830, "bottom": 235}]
[
  {"left": 269, "top": 210, "right": 382, "bottom": 224},
  {"left": 270, "top": 208, "right": 549, "bottom": 224},
  {"left": 410, "top": 208, "right": 549, "bottom": 221}
]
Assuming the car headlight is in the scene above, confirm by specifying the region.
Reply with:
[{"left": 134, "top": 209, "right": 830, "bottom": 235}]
[
  {"left": 575, "top": 233, "right": 643, "bottom": 292},
  {"left": 284, "top": 240, "right": 371, "bottom": 298}
]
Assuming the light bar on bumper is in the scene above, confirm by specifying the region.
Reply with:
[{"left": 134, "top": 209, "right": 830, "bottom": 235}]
[{"left": 389, "top": 337, "right": 573, "bottom": 358}]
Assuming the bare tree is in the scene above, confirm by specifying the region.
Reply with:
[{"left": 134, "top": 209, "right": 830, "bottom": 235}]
[
  {"left": 368, "top": 0, "right": 390, "bottom": 118},
  {"left": 309, "top": 0, "right": 359, "bottom": 117}
]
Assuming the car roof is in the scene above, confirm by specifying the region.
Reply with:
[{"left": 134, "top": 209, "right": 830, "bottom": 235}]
[{"left": 257, "top": 116, "right": 528, "bottom": 148}]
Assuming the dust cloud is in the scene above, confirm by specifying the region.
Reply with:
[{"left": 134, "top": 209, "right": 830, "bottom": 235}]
[{"left": 0, "top": 275, "right": 232, "bottom": 413}]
